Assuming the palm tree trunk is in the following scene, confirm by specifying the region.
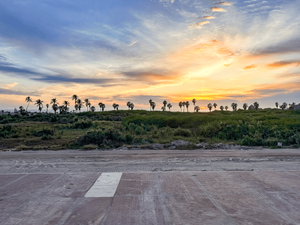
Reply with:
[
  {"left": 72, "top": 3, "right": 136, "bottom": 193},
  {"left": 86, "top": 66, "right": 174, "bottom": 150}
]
[{"left": 26, "top": 102, "right": 30, "bottom": 111}]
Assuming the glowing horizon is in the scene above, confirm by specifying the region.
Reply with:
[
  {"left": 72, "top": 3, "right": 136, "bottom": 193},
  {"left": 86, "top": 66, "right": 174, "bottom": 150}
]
[{"left": 0, "top": 0, "right": 300, "bottom": 112}]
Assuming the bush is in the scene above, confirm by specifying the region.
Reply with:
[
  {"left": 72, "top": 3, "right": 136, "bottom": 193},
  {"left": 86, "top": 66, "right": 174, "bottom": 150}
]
[
  {"left": 33, "top": 129, "right": 54, "bottom": 137},
  {"left": 70, "top": 120, "right": 93, "bottom": 129},
  {"left": 174, "top": 128, "right": 192, "bottom": 137}
]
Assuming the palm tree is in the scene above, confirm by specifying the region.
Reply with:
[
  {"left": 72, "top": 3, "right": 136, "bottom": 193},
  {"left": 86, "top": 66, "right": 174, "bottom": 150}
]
[
  {"left": 25, "top": 96, "right": 33, "bottom": 112},
  {"left": 46, "top": 104, "right": 49, "bottom": 113},
  {"left": 243, "top": 103, "right": 248, "bottom": 110},
  {"left": 84, "top": 99, "right": 90, "bottom": 111},
  {"left": 63, "top": 100, "right": 70, "bottom": 112},
  {"left": 195, "top": 106, "right": 200, "bottom": 112},
  {"left": 72, "top": 95, "right": 78, "bottom": 108},
  {"left": 91, "top": 106, "right": 96, "bottom": 112},
  {"left": 161, "top": 106, "right": 166, "bottom": 111},
  {"left": 19, "top": 106, "right": 25, "bottom": 114},
  {"left": 151, "top": 102, "right": 156, "bottom": 111},
  {"left": 98, "top": 102, "right": 103, "bottom": 111},
  {"left": 182, "top": 102, "right": 186, "bottom": 112},
  {"left": 275, "top": 102, "right": 279, "bottom": 109},
  {"left": 115, "top": 104, "right": 119, "bottom": 110},
  {"left": 253, "top": 102, "right": 259, "bottom": 111},
  {"left": 225, "top": 106, "right": 228, "bottom": 111},
  {"left": 280, "top": 102, "right": 287, "bottom": 110},
  {"left": 220, "top": 106, "right": 224, "bottom": 111},
  {"left": 52, "top": 104, "right": 59, "bottom": 114},
  {"left": 75, "top": 104, "right": 79, "bottom": 112},
  {"left": 167, "top": 103, "right": 172, "bottom": 111},
  {"left": 185, "top": 101, "right": 190, "bottom": 112},
  {"left": 76, "top": 99, "right": 83, "bottom": 112},
  {"left": 35, "top": 99, "right": 43, "bottom": 113},
  {"left": 231, "top": 103, "right": 237, "bottom": 111},
  {"left": 51, "top": 98, "right": 58, "bottom": 105},
  {"left": 163, "top": 100, "right": 167, "bottom": 108},
  {"left": 213, "top": 103, "right": 217, "bottom": 110},
  {"left": 192, "top": 98, "right": 196, "bottom": 110},
  {"left": 149, "top": 99, "right": 153, "bottom": 111},
  {"left": 207, "top": 103, "right": 212, "bottom": 112},
  {"left": 179, "top": 102, "right": 183, "bottom": 112},
  {"left": 127, "top": 102, "right": 131, "bottom": 110},
  {"left": 102, "top": 104, "right": 106, "bottom": 111},
  {"left": 130, "top": 103, "right": 134, "bottom": 110}
]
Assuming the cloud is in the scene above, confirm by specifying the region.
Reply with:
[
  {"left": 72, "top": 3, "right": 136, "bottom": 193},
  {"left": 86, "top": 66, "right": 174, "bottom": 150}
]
[
  {"left": 0, "top": 88, "right": 37, "bottom": 96},
  {"left": 224, "top": 64, "right": 231, "bottom": 67},
  {"left": 215, "top": 2, "right": 232, "bottom": 6},
  {"left": 189, "top": 21, "right": 210, "bottom": 29},
  {"left": 4, "top": 82, "right": 18, "bottom": 89},
  {"left": 0, "top": 64, "right": 41, "bottom": 76},
  {"left": 266, "top": 61, "right": 300, "bottom": 68},
  {"left": 243, "top": 64, "right": 257, "bottom": 70},
  {"left": 211, "top": 7, "right": 226, "bottom": 12},
  {"left": 200, "top": 16, "right": 215, "bottom": 19}
]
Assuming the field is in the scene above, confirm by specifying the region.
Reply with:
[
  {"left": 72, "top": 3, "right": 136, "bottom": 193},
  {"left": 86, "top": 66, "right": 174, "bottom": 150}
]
[{"left": 1, "top": 109, "right": 300, "bottom": 150}]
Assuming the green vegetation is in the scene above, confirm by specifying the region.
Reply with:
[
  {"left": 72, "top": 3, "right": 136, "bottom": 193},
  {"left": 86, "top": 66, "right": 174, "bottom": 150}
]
[{"left": 0, "top": 109, "right": 300, "bottom": 150}]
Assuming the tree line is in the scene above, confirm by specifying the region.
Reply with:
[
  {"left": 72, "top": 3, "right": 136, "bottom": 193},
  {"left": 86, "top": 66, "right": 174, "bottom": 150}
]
[{"left": 12, "top": 95, "right": 295, "bottom": 115}]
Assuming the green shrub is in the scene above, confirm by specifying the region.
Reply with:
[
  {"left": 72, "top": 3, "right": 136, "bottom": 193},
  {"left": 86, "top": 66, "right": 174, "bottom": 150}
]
[{"left": 174, "top": 128, "right": 192, "bottom": 137}]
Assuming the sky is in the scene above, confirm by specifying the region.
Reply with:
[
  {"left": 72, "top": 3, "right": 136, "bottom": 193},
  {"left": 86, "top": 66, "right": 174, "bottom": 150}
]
[{"left": 0, "top": 0, "right": 300, "bottom": 112}]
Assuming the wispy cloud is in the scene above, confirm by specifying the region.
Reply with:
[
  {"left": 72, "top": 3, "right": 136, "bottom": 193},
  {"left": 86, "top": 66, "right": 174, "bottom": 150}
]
[
  {"left": 267, "top": 61, "right": 300, "bottom": 68},
  {"left": 0, "top": 88, "right": 37, "bottom": 96},
  {"left": 243, "top": 64, "right": 257, "bottom": 70},
  {"left": 189, "top": 21, "right": 210, "bottom": 28},
  {"left": 215, "top": 2, "right": 232, "bottom": 6},
  {"left": 200, "top": 16, "right": 215, "bottom": 19}
]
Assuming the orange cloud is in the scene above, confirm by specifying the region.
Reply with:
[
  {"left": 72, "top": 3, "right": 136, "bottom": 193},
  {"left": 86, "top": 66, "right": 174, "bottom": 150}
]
[
  {"left": 200, "top": 16, "right": 215, "bottom": 19},
  {"left": 243, "top": 64, "right": 257, "bottom": 70},
  {"left": 224, "top": 64, "right": 231, "bottom": 67},
  {"left": 267, "top": 61, "right": 300, "bottom": 68},
  {"left": 189, "top": 21, "right": 210, "bottom": 28},
  {"left": 211, "top": 7, "right": 226, "bottom": 12}
]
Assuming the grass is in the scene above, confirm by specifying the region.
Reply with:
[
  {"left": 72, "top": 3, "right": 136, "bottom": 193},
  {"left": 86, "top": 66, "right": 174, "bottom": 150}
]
[{"left": 1, "top": 109, "right": 300, "bottom": 150}]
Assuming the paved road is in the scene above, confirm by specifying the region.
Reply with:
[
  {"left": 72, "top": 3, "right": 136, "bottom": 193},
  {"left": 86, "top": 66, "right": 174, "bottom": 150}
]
[{"left": 1, "top": 149, "right": 300, "bottom": 224}]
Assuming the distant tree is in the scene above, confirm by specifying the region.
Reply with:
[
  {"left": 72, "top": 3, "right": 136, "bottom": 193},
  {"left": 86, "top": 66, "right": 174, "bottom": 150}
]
[
  {"left": 19, "top": 106, "right": 25, "bottom": 115},
  {"left": 72, "top": 95, "right": 78, "bottom": 108},
  {"left": 280, "top": 102, "right": 287, "bottom": 110},
  {"left": 98, "top": 102, "right": 103, "bottom": 111},
  {"left": 127, "top": 102, "right": 131, "bottom": 110},
  {"left": 151, "top": 102, "right": 156, "bottom": 111},
  {"left": 25, "top": 96, "right": 33, "bottom": 112},
  {"left": 75, "top": 104, "right": 79, "bottom": 112},
  {"left": 231, "top": 103, "right": 238, "bottom": 111},
  {"left": 275, "top": 102, "right": 279, "bottom": 109},
  {"left": 243, "top": 103, "right": 248, "bottom": 110},
  {"left": 192, "top": 98, "right": 196, "bottom": 110},
  {"left": 52, "top": 104, "right": 59, "bottom": 114},
  {"left": 182, "top": 102, "right": 186, "bottom": 112},
  {"left": 253, "top": 102, "right": 259, "bottom": 111},
  {"left": 112, "top": 103, "right": 119, "bottom": 110},
  {"left": 129, "top": 103, "right": 134, "bottom": 110},
  {"left": 51, "top": 98, "right": 58, "bottom": 105},
  {"left": 220, "top": 106, "right": 224, "bottom": 111},
  {"left": 90, "top": 106, "right": 96, "bottom": 112},
  {"left": 35, "top": 99, "right": 43, "bottom": 113},
  {"left": 167, "top": 103, "right": 172, "bottom": 111},
  {"left": 194, "top": 106, "right": 200, "bottom": 113},
  {"left": 207, "top": 103, "right": 213, "bottom": 112},
  {"left": 225, "top": 106, "right": 228, "bottom": 111},
  {"left": 63, "top": 101, "right": 70, "bottom": 112},
  {"left": 46, "top": 104, "right": 49, "bottom": 113},
  {"left": 76, "top": 99, "right": 83, "bottom": 112},
  {"left": 149, "top": 99, "right": 153, "bottom": 111},
  {"left": 163, "top": 100, "right": 167, "bottom": 108},
  {"left": 213, "top": 103, "right": 217, "bottom": 110},
  {"left": 84, "top": 99, "right": 90, "bottom": 111},
  {"left": 101, "top": 103, "right": 106, "bottom": 111},
  {"left": 161, "top": 106, "right": 166, "bottom": 111},
  {"left": 179, "top": 102, "right": 183, "bottom": 112},
  {"left": 185, "top": 101, "right": 190, "bottom": 112}
]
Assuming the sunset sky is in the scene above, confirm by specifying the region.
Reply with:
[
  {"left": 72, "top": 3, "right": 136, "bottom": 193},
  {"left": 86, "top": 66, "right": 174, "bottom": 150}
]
[{"left": 0, "top": 0, "right": 300, "bottom": 111}]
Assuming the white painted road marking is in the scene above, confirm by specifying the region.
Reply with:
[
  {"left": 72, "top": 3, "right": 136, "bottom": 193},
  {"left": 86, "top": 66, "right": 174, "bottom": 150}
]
[{"left": 85, "top": 173, "right": 123, "bottom": 197}]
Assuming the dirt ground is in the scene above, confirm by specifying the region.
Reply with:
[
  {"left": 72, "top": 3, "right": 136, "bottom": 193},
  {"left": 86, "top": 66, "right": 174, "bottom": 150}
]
[{"left": 0, "top": 149, "right": 300, "bottom": 224}]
